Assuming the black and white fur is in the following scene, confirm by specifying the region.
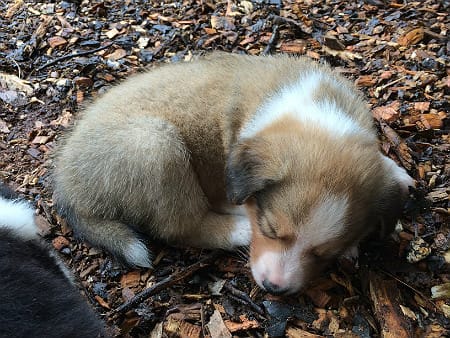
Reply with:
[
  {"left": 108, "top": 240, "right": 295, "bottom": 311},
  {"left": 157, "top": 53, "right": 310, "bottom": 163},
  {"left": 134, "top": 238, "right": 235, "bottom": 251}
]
[{"left": 0, "top": 183, "right": 106, "bottom": 338}]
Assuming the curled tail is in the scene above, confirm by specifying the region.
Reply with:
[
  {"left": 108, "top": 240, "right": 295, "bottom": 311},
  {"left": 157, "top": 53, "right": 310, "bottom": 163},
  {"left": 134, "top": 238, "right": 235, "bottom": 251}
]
[{"left": 59, "top": 205, "right": 153, "bottom": 268}]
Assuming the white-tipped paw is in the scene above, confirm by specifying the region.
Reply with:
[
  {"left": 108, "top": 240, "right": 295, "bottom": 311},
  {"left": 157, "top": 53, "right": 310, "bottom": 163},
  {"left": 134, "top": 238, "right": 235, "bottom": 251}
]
[{"left": 229, "top": 216, "right": 252, "bottom": 247}]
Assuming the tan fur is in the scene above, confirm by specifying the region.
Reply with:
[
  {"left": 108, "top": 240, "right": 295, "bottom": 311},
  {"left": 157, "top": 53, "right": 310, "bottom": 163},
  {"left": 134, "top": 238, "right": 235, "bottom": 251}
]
[{"left": 53, "top": 53, "right": 413, "bottom": 292}]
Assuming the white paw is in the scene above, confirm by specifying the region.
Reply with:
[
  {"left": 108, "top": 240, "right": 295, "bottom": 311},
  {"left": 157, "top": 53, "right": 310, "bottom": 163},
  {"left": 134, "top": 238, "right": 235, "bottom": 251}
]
[
  {"left": 124, "top": 240, "right": 152, "bottom": 267},
  {"left": 229, "top": 216, "right": 252, "bottom": 247}
]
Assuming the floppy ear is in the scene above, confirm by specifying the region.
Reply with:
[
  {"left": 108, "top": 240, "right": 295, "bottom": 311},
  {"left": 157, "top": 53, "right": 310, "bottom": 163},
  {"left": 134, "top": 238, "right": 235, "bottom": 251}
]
[
  {"left": 376, "top": 155, "right": 415, "bottom": 237},
  {"left": 225, "top": 138, "right": 284, "bottom": 205}
]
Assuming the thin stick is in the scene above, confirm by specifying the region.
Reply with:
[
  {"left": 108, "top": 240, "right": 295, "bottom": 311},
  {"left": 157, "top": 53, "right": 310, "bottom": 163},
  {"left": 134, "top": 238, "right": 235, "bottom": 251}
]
[
  {"left": 223, "top": 282, "right": 265, "bottom": 315},
  {"left": 114, "top": 252, "right": 219, "bottom": 314},
  {"left": 262, "top": 25, "right": 279, "bottom": 55},
  {"left": 379, "top": 268, "right": 437, "bottom": 310},
  {"left": 200, "top": 304, "right": 207, "bottom": 337},
  {"left": 35, "top": 43, "right": 114, "bottom": 72},
  {"left": 209, "top": 273, "right": 265, "bottom": 316},
  {"left": 269, "top": 14, "right": 305, "bottom": 30},
  {"left": 7, "top": 56, "right": 22, "bottom": 79}
]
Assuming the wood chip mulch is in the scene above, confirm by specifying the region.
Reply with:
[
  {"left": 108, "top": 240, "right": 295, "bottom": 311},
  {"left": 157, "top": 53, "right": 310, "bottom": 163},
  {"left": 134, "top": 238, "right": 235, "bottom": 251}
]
[{"left": 0, "top": 0, "right": 449, "bottom": 337}]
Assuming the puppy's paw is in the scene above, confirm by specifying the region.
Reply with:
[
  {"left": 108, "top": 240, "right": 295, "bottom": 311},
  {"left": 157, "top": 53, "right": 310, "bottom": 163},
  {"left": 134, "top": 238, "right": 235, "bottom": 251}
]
[
  {"left": 124, "top": 240, "right": 153, "bottom": 268},
  {"left": 228, "top": 216, "right": 252, "bottom": 247}
]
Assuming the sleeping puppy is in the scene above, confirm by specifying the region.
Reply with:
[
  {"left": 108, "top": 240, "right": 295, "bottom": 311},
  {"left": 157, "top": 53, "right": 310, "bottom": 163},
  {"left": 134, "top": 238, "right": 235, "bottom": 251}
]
[
  {"left": 0, "top": 182, "right": 106, "bottom": 337},
  {"left": 53, "top": 53, "right": 413, "bottom": 295}
]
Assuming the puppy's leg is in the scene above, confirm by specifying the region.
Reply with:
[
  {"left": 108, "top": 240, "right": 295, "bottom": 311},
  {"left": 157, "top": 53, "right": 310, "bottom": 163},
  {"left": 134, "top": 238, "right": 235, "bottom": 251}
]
[{"left": 183, "top": 212, "right": 252, "bottom": 249}]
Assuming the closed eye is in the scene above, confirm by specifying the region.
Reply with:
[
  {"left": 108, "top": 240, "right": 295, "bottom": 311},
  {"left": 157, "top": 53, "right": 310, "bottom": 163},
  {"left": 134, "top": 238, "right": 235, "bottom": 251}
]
[{"left": 258, "top": 214, "right": 278, "bottom": 239}]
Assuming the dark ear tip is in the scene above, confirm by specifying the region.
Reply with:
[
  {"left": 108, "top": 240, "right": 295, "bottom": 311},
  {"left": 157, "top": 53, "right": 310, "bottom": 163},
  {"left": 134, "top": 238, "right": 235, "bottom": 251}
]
[
  {"left": 234, "top": 198, "right": 246, "bottom": 205},
  {"left": 227, "top": 192, "right": 246, "bottom": 205}
]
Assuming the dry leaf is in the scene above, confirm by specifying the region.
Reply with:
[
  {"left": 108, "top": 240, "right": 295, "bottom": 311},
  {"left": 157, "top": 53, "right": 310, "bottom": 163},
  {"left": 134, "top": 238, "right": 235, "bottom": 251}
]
[
  {"left": 106, "top": 48, "right": 127, "bottom": 61},
  {"left": 74, "top": 77, "right": 93, "bottom": 88},
  {"left": 280, "top": 40, "right": 307, "bottom": 54},
  {"left": 323, "top": 46, "right": 362, "bottom": 60},
  {"left": 224, "top": 314, "right": 259, "bottom": 332},
  {"left": 426, "top": 189, "right": 449, "bottom": 202},
  {"left": 120, "top": 271, "right": 141, "bottom": 288},
  {"left": 0, "top": 119, "right": 10, "bottom": 133},
  {"left": 0, "top": 72, "right": 33, "bottom": 96},
  {"left": 52, "top": 236, "right": 70, "bottom": 251},
  {"left": 438, "top": 302, "right": 450, "bottom": 319},
  {"left": 34, "top": 214, "right": 52, "bottom": 236},
  {"left": 418, "top": 113, "right": 443, "bottom": 129},
  {"left": 414, "top": 101, "right": 430, "bottom": 112},
  {"left": 149, "top": 322, "right": 163, "bottom": 338},
  {"left": 324, "top": 34, "right": 345, "bottom": 51},
  {"left": 48, "top": 36, "right": 67, "bottom": 48},
  {"left": 95, "top": 295, "right": 110, "bottom": 309},
  {"left": 406, "top": 237, "right": 431, "bottom": 263},
  {"left": 31, "top": 135, "right": 49, "bottom": 144},
  {"left": 206, "top": 310, "right": 232, "bottom": 338},
  {"left": 372, "top": 101, "right": 400, "bottom": 122},
  {"left": 398, "top": 27, "right": 425, "bottom": 46},
  {"left": 379, "top": 121, "right": 414, "bottom": 171},
  {"left": 6, "top": 0, "right": 23, "bottom": 18},
  {"left": 399, "top": 305, "right": 417, "bottom": 320},
  {"left": 210, "top": 16, "right": 235, "bottom": 30},
  {"left": 204, "top": 27, "right": 217, "bottom": 35},
  {"left": 165, "top": 313, "right": 202, "bottom": 338},
  {"left": 431, "top": 283, "right": 450, "bottom": 300},
  {"left": 356, "top": 75, "right": 377, "bottom": 87},
  {"left": 121, "top": 287, "right": 135, "bottom": 302},
  {"left": 105, "top": 28, "right": 120, "bottom": 39},
  {"left": 286, "top": 326, "right": 324, "bottom": 338},
  {"left": 369, "top": 272, "right": 413, "bottom": 338},
  {"left": 380, "top": 71, "right": 394, "bottom": 80}
]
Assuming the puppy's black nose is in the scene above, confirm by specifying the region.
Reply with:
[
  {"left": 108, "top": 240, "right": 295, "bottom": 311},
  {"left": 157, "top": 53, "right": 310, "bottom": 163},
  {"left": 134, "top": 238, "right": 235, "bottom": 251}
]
[{"left": 262, "top": 279, "right": 288, "bottom": 295}]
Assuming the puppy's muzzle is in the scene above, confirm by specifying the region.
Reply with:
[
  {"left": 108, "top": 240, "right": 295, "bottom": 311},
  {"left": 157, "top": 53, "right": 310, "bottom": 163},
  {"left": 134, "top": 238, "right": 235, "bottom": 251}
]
[{"left": 262, "top": 279, "right": 289, "bottom": 295}]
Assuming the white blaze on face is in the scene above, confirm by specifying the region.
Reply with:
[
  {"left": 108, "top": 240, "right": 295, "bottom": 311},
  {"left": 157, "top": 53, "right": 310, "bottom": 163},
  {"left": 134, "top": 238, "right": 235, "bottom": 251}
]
[{"left": 250, "top": 194, "right": 349, "bottom": 294}]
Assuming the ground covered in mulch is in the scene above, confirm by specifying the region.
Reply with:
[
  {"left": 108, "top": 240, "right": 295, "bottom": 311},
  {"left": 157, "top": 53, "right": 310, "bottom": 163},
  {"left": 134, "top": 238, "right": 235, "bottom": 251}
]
[{"left": 0, "top": 0, "right": 449, "bottom": 337}]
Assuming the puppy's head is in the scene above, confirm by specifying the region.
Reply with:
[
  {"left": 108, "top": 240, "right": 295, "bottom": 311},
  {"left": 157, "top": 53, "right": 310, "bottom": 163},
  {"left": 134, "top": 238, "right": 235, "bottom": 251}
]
[{"left": 226, "top": 133, "right": 413, "bottom": 295}]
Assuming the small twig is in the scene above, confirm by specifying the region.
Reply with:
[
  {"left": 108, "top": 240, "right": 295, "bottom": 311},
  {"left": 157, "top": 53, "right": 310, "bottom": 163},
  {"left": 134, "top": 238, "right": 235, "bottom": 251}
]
[
  {"left": 200, "top": 304, "right": 207, "bottom": 337},
  {"left": 379, "top": 268, "right": 438, "bottom": 310},
  {"left": 6, "top": 56, "right": 22, "bottom": 79},
  {"left": 114, "top": 252, "right": 219, "bottom": 314},
  {"left": 213, "top": 274, "right": 264, "bottom": 316},
  {"left": 378, "top": 75, "right": 407, "bottom": 91},
  {"left": 223, "top": 281, "right": 265, "bottom": 316},
  {"left": 208, "top": 273, "right": 265, "bottom": 316},
  {"left": 262, "top": 25, "right": 279, "bottom": 55},
  {"left": 35, "top": 42, "right": 114, "bottom": 72},
  {"left": 269, "top": 14, "right": 303, "bottom": 31}
]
